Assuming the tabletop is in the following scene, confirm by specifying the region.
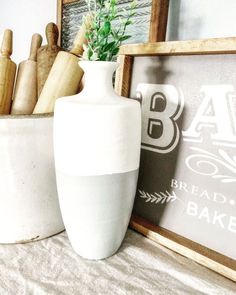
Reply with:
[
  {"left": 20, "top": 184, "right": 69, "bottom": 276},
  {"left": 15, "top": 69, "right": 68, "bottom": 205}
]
[{"left": 0, "top": 229, "right": 235, "bottom": 295}]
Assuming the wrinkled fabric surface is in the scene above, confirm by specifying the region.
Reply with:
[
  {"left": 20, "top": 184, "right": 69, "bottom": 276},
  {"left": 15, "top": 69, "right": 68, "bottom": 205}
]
[{"left": 0, "top": 229, "right": 235, "bottom": 295}]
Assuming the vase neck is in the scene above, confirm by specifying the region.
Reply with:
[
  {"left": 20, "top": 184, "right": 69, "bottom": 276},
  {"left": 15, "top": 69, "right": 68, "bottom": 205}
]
[{"left": 79, "top": 61, "right": 118, "bottom": 100}]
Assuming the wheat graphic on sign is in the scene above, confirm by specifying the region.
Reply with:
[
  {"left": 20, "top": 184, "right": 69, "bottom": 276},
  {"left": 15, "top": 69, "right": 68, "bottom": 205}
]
[{"left": 138, "top": 190, "right": 177, "bottom": 204}]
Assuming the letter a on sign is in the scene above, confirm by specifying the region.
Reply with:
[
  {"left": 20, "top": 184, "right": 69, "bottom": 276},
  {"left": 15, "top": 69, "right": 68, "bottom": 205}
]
[
  {"left": 136, "top": 83, "right": 184, "bottom": 153},
  {"left": 183, "top": 85, "right": 236, "bottom": 145}
]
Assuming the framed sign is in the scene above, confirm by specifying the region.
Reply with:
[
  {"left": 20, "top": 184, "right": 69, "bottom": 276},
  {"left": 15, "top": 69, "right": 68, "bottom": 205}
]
[
  {"left": 116, "top": 38, "right": 236, "bottom": 281},
  {"left": 57, "top": 0, "right": 169, "bottom": 49}
]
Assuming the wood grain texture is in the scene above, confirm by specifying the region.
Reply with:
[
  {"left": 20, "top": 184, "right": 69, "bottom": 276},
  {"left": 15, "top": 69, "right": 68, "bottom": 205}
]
[
  {"left": 62, "top": 0, "right": 78, "bottom": 3},
  {"left": 130, "top": 215, "right": 236, "bottom": 282},
  {"left": 33, "top": 15, "right": 92, "bottom": 114},
  {"left": 37, "top": 23, "right": 61, "bottom": 97},
  {"left": 0, "top": 30, "right": 16, "bottom": 114},
  {"left": 70, "top": 13, "right": 93, "bottom": 56},
  {"left": 11, "top": 61, "right": 38, "bottom": 115},
  {"left": 149, "top": 0, "right": 169, "bottom": 42},
  {"left": 29, "top": 33, "right": 42, "bottom": 61},
  {"left": 119, "top": 37, "right": 236, "bottom": 56},
  {"left": 115, "top": 55, "right": 133, "bottom": 97},
  {"left": 11, "top": 34, "right": 42, "bottom": 115},
  {"left": 57, "top": 0, "right": 63, "bottom": 46},
  {"left": 33, "top": 51, "right": 83, "bottom": 114}
]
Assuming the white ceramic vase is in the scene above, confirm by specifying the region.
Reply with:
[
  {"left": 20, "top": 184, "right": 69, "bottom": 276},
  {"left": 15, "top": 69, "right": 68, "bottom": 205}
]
[{"left": 54, "top": 61, "right": 141, "bottom": 259}]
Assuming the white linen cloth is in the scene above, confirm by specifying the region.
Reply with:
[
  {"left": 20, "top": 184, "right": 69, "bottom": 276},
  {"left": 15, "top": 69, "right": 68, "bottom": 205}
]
[{"left": 0, "top": 229, "right": 235, "bottom": 295}]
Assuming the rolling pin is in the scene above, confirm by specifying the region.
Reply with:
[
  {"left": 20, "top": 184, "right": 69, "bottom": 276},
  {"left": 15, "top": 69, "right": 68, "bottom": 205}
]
[
  {"left": 11, "top": 33, "right": 42, "bottom": 115},
  {"left": 37, "top": 23, "right": 61, "bottom": 97},
  {"left": 0, "top": 29, "right": 16, "bottom": 114},
  {"left": 33, "top": 14, "right": 92, "bottom": 114}
]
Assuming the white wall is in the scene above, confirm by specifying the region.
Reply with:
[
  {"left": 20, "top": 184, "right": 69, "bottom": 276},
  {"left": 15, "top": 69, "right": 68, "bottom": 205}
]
[
  {"left": 0, "top": 0, "right": 57, "bottom": 65},
  {"left": 167, "top": 0, "right": 236, "bottom": 41}
]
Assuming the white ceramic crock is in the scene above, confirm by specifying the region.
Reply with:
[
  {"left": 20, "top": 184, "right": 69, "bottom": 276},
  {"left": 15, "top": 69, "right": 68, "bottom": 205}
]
[{"left": 0, "top": 114, "right": 64, "bottom": 243}]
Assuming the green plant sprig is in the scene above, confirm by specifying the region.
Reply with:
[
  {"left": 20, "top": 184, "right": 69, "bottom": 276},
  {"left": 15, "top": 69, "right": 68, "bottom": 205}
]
[{"left": 83, "top": 0, "right": 136, "bottom": 61}]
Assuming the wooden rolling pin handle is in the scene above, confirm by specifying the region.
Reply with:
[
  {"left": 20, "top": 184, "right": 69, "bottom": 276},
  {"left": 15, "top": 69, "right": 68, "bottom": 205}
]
[
  {"left": 29, "top": 33, "right": 43, "bottom": 61},
  {"left": 70, "top": 13, "right": 93, "bottom": 56},
  {"left": 46, "top": 23, "right": 59, "bottom": 46},
  {"left": 1, "top": 29, "right": 13, "bottom": 58}
]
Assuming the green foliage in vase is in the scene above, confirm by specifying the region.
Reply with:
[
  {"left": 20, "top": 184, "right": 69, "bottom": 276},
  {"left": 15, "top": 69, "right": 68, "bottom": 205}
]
[{"left": 83, "top": 0, "right": 136, "bottom": 61}]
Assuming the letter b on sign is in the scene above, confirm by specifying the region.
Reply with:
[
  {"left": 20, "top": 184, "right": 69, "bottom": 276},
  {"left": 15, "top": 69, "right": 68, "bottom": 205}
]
[{"left": 136, "top": 83, "right": 184, "bottom": 153}]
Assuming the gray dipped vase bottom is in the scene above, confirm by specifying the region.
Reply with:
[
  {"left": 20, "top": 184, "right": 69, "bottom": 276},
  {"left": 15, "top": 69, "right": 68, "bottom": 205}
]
[
  {"left": 56, "top": 170, "right": 139, "bottom": 259},
  {"left": 54, "top": 61, "right": 141, "bottom": 259}
]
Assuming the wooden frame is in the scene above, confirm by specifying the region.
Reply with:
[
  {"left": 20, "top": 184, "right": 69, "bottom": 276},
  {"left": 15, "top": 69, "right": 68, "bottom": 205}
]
[
  {"left": 115, "top": 37, "right": 236, "bottom": 97},
  {"left": 115, "top": 37, "right": 236, "bottom": 282},
  {"left": 57, "top": 0, "right": 169, "bottom": 47},
  {"left": 57, "top": 0, "right": 63, "bottom": 46}
]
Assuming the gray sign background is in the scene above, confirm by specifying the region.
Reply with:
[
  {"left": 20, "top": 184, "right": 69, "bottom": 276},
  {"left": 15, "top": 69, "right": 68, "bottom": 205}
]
[{"left": 130, "top": 55, "right": 236, "bottom": 260}]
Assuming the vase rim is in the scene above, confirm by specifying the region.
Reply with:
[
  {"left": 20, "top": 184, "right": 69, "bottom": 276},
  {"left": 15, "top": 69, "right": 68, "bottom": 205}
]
[{"left": 79, "top": 60, "right": 118, "bottom": 65}]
